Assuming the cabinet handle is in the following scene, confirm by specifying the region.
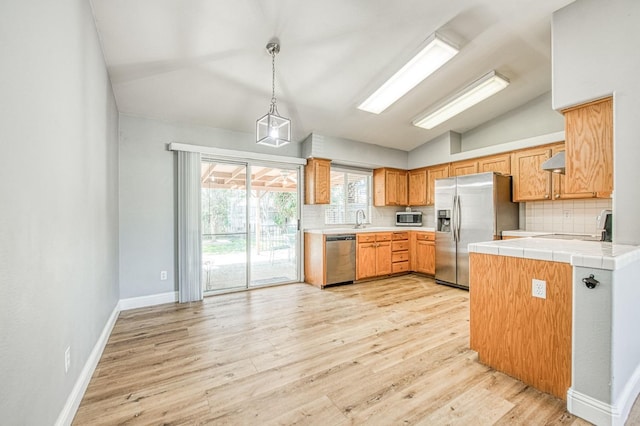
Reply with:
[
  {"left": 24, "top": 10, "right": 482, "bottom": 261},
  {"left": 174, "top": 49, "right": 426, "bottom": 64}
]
[
  {"left": 555, "top": 193, "right": 560, "bottom": 199},
  {"left": 544, "top": 194, "right": 549, "bottom": 199}
]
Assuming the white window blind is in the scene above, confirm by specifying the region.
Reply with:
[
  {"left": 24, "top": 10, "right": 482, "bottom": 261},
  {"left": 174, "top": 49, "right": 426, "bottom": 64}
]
[{"left": 325, "top": 167, "right": 371, "bottom": 225}]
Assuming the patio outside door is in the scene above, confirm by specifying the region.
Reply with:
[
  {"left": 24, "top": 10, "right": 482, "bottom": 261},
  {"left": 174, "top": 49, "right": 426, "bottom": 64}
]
[{"left": 200, "top": 159, "right": 300, "bottom": 294}]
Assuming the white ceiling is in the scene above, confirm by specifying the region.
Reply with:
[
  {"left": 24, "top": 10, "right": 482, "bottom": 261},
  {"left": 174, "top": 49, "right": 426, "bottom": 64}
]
[{"left": 90, "top": 0, "right": 574, "bottom": 151}]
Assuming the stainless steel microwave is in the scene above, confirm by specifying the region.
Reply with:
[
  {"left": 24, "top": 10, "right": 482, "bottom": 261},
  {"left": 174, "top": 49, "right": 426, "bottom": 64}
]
[{"left": 396, "top": 211, "right": 422, "bottom": 226}]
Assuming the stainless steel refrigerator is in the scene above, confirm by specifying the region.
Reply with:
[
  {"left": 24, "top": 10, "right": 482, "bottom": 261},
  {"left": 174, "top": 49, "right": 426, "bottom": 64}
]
[{"left": 435, "top": 172, "right": 518, "bottom": 289}]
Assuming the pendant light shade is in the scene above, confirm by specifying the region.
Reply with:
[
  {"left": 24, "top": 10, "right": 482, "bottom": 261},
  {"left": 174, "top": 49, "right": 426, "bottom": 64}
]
[{"left": 257, "top": 42, "right": 291, "bottom": 147}]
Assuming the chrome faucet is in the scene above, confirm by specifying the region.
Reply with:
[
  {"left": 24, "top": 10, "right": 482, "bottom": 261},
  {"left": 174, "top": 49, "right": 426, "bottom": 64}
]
[{"left": 355, "top": 209, "right": 366, "bottom": 229}]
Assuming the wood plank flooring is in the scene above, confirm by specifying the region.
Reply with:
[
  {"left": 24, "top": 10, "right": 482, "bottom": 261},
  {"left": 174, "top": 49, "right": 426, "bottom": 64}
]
[{"left": 74, "top": 275, "right": 599, "bottom": 425}]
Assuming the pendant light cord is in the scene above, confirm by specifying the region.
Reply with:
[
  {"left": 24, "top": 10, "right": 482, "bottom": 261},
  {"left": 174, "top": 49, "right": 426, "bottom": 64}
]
[{"left": 271, "top": 51, "right": 277, "bottom": 110}]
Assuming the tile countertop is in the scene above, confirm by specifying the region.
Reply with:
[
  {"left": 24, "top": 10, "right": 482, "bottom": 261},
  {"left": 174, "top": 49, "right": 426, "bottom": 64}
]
[
  {"left": 305, "top": 226, "right": 435, "bottom": 235},
  {"left": 469, "top": 238, "right": 640, "bottom": 271}
]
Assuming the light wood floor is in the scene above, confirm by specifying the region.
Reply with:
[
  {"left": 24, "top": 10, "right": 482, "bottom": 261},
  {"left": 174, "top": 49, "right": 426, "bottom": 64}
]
[{"left": 74, "top": 275, "right": 637, "bottom": 425}]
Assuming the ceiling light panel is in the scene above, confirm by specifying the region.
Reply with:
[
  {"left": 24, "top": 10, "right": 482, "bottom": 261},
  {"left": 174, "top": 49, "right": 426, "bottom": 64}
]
[
  {"left": 413, "top": 70, "right": 510, "bottom": 130},
  {"left": 357, "top": 33, "right": 459, "bottom": 114}
]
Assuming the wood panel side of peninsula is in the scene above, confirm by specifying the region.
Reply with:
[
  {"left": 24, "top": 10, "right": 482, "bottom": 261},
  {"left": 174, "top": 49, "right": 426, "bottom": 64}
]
[{"left": 469, "top": 253, "right": 572, "bottom": 400}]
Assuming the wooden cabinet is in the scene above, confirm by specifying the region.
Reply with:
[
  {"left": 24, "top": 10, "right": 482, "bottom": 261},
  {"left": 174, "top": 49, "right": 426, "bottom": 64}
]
[
  {"left": 563, "top": 97, "right": 613, "bottom": 196},
  {"left": 411, "top": 232, "right": 435, "bottom": 275},
  {"left": 304, "top": 158, "right": 331, "bottom": 204},
  {"left": 373, "top": 168, "right": 408, "bottom": 206},
  {"left": 408, "top": 168, "right": 427, "bottom": 206},
  {"left": 551, "top": 144, "right": 598, "bottom": 200},
  {"left": 478, "top": 153, "right": 511, "bottom": 175},
  {"left": 391, "top": 232, "right": 410, "bottom": 273},
  {"left": 450, "top": 159, "right": 478, "bottom": 176},
  {"left": 426, "top": 164, "right": 449, "bottom": 206},
  {"left": 356, "top": 233, "right": 392, "bottom": 279},
  {"left": 511, "top": 146, "right": 553, "bottom": 201}
]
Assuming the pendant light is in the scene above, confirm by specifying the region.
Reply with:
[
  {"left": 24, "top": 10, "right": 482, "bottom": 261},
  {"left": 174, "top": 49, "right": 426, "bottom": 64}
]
[{"left": 256, "top": 42, "right": 291, "bottom": 147}]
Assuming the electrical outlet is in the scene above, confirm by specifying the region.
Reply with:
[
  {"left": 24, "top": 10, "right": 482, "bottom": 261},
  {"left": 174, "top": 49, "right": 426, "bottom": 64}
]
[
  {"left": 563, "top": 210, "right": 572, "bottom": 219},
  {"left": 532, "top": 279, "right": 546, "bottom": 299},
  {"left": 160, "top": 271, "right": 168, "bottom": 280},
  {"left": 64, "top": 346, "right": 71, "bottom": 373}
]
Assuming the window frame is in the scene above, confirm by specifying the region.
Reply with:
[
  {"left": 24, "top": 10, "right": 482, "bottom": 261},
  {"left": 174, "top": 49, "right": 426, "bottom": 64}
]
[{"left": 325, "top": 166, "right": 372, "bottom": 225}]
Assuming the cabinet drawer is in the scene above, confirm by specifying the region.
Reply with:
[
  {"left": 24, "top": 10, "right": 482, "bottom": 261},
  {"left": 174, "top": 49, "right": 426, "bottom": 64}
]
[
  {"left": 392, "top": 251, "right": 409, "bottom": 263},
  {"left": 376, "top": 233, "right": 392, "bottom": 242},
  {"left": 392, "top": 241, "right": 410, "bottom": 252},
  {"left": 415, "top": 232, "right": 435, "bottom": 241},
  {"left": 392, "top": 261, "right": 409, "bottom": 273},
  {"left": 392, "top": 232, "right": 409, "bottom": 240},
  {"left": 357, "top": 234, "right": 376, "bottom": 243}
]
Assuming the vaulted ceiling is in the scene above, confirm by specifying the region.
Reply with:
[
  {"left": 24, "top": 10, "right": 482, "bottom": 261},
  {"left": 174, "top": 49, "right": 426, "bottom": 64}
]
[{"left": 90, "top": 0, "right": 574, "bottom": 151}]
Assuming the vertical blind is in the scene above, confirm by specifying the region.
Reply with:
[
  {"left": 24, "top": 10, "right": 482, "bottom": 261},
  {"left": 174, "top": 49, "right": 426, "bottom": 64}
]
[{"left": 177, "top": 151, "right": 203, "bottom": 303}]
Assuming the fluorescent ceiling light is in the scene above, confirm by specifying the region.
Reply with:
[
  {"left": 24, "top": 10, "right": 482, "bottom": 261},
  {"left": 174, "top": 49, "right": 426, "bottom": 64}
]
[
  {"left": 413, "top": 70, "right": 510, "bottom": 130},
  {"left": 357, "top": 33, "right": 459, "bottom": 114}
]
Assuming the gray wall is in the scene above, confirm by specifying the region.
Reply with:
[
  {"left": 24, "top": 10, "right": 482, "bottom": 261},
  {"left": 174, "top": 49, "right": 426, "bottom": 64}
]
[
  {"left": 302, "top": 133, "right": 407, "bottom": 169},
  {"left": 119, "top": 115, "right": 301, "bottom": 299},
  {"left": 0, "top": 0, "right": 120, "bottom": 424},
  {"left": 461, "top": 92, "right": 564, "bottom": 151},
  {"left": 553, "top": 0, "right": 640, "bottom": 245}
]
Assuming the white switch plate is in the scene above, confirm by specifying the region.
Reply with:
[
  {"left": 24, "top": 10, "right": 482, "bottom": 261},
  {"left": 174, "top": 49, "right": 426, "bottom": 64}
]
[
  {"left": 532, "top": 279, "right": 546, "bottom": 299},
  {"left": 160, "top": 271, "right": 168, "bottom": 280}
]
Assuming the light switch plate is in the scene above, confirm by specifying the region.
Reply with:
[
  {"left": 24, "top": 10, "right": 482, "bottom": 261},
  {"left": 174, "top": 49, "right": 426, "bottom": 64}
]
[{"left": 532, "top": 279, "right": 546, "bottom": 299}]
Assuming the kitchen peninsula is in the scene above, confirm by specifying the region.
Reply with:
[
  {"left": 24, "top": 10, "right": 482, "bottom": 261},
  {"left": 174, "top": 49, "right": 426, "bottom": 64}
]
[{"left": 468, "top": 237, "right": 640, "bottom": 425}]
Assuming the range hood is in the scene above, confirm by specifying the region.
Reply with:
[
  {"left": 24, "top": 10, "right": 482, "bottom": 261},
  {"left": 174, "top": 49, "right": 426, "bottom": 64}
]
[{"left": 541, "top": 151, "right": 565, "bottom": 174}]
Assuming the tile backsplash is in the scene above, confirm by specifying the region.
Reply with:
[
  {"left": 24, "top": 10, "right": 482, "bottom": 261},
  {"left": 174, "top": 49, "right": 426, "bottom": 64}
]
[
  {"left": 302, "top": 204, "right": 436, "bottom": 230},
  {"left": 304, "top": 199, "right": 612, "bottom": 236},
  {"left": 524, "top": 199, "right": 612, "bottom": 235}
]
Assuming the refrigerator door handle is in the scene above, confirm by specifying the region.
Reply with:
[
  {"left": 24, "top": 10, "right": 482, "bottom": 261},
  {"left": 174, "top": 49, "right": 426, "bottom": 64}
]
[
  {"left": 452, "top": 195, "right": 458, "bottom": 242},
  {"left": 455, "top": 194, "right": 461, "bottom": 242}
]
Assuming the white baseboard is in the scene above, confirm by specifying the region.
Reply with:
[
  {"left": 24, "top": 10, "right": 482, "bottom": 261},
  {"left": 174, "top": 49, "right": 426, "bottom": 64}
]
[
  {"left": 568, "top": 363, "right": 640, "bottom": 426},
  {"left": 118, "top": 291, "right": 178, "bottom": 310},
  {"left": 54, "top": 304, "right": 120, "bottom": 426},
  {"left": 55, "top": 290, "right": 179, "bottom": 424}
]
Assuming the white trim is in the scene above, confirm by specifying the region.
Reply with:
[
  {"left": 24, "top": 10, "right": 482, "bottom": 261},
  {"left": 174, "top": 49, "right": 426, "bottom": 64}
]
[
  {"left": 118, "top": 291, "right": 178, "bottom": 311},
  {"left": 614, "top": 362, "right": 640, "bottom": 426},
  {"left": 168, "top": 142, "right": 307, "bottom": 166},
  {"left": 55, "top": 304, "right": 120, "bottom": 426},
  {"left": 567, "top": 388, "right": 623, "bottom": 426}
]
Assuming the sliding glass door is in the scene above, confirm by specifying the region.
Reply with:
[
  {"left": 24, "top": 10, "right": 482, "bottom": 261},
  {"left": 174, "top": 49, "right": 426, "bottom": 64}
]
[{"left": 200, "top": 159, "right": 300, "bottom": 294}]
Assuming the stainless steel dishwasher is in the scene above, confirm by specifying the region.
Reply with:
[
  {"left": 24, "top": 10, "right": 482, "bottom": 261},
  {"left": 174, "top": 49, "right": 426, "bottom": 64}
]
[{"left": 325, "top": 234, "right": 356, "bottom": 285}]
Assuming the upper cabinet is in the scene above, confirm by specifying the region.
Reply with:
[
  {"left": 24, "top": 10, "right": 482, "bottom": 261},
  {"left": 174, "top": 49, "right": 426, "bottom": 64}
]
[
  {"left": 408, "top": 168, "right": 427, "bottom": 206},
  {"left": 374, "top": 168, "right": 408, "bottom": 206},
  {"left": 426, "top": 164, "right": 449, "bottom": 206},
  {"left": 563, "top": 97, "right": 613, "bottom": 196},
  {"left": 512, "top": 146, "right": 553, "bottom": 201},
  {"left": 450, "top": 159, "right": 478, "bottom": 176},
  {"left": 478, "top": 153, "right": 511, "bottom": 175},
  {"left": 304, "top": 158, "right": 331, "bottom": 204},
  {"left": 551, "top": 144, "right": 599, "bottom": 200}
]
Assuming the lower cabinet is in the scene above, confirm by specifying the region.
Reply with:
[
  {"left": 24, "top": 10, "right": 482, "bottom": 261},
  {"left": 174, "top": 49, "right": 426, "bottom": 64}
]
[
  {"left": 350, "top": 231, "right": 437, "bottom": 282},
  {"left": 356, "top": 233, "right": 392, "bottom": 280},
  {"left": 412, "top": 232, "right": 435, "bottom": 275}
]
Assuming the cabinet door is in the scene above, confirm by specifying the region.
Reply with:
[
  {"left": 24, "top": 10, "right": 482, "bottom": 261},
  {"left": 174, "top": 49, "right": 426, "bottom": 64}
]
[
  {"left": 564, "top": 97, "right": 613, "bottom": 195},
  {"left": 415, "top": 240, "right": 435, "bottom": 275},
  {"left": 408, "top": 168, "right": 427, "bottom": 206},
  {"left": 376, "top": 240, "right": 392, "bottom": 276},
  {"left": 357, "top": 242, "right": 377, "bottom": 280},
  {"left": 396, "top": 170, "right": 408, "bottom": 206},
  {"left": 304, "top": 158, "right": 331, "bottom": 204},
  {"left": 512, "top": 147, "right": 552, "bottom": 201},
  {"left": 478, "top": 153, "right": 511, "bottom": 175},
  {"left": 426, "top": 164, "right": 449, "bottom": 206},
  {"left": 385, "top": 170, "right": 398, "bottom": 206},
  {"left": 551, "top": 145, "right": 597, "bottom": 200},
  {"left": 450, "top": 159, "right": 479, "bottom": 176}
]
